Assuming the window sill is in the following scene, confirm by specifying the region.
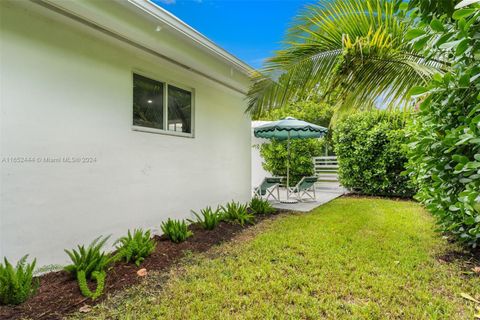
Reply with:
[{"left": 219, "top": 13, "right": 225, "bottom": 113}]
[{"left": 132, "top": 125, "right": 194, "bottom": 138}]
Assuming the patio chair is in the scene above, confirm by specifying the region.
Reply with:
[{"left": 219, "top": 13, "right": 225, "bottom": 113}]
[
  {"left": 253, "top": 177, "right": 282, "bottom": 201},
  {"left": 289, "top": 176, "right": 318, "bottom": 202}
]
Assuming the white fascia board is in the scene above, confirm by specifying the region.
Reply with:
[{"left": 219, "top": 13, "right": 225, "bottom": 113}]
[
  {"left": 127, "top": 0, "right": 255, "bottom": 76},
  {"left": 29, "top": 0, "right": 251, "bottom": 94}
]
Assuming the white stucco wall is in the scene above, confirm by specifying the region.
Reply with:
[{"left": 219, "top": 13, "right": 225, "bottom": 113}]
[
  {"left": 251, "top": 121, "right": 272, "bottom": 190},
  {"left": 0, "top": 1, "right": 251, "bottom": 266}
]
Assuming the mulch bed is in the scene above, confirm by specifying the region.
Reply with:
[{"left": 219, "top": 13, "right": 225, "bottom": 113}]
[
  {"left": 437, "top": 249, "right": 480, "bottom": 264},
  {"left": 436, "top": 242, "right": 480, "bottom": 271},
  {"left": 0, "top": 213, "right": 283, "bottom": 320}
]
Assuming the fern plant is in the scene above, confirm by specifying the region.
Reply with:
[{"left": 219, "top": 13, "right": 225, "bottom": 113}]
[
  {"left": 115, "top": 229, "right": 156, "bottom": 266},
  {"left": 221, "top": 201, "right": 254, "bottom": 226},
  {"left": 0, "top": 255, "right": 38, "bottom": 305},
  {"left": 64, "top": 236, "right": 114, "bottom": 300},
  {"left": 249, "top": 197, "right": 275, "bottom": 215},
  {"left": 189, "top": 206, "right": 223, "bottom": 230},
  {"left": 161, "top": 219, "right": 193, "bottom": 243}
]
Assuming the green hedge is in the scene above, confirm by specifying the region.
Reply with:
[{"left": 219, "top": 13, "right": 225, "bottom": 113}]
[
  {"left": 257, "top": 100, "right": 332, "bottom": 187},
  {"left": 333, "top": 111, "right": 415, "bottom": 197},
  {"left": 405, "top": 6, "right": 480, "bottom": 248},
  {"left": 259, "top": 139, "right": 323, "bottom": 187}
]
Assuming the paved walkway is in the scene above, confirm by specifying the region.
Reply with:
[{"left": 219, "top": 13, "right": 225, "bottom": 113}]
[{"left": 270, "top": 182, "right": 347, "bottom": 212}]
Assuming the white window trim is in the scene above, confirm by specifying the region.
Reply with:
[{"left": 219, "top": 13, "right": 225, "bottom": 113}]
[{"left": 131, "top": 70, "right": 195, "bottom": 138}]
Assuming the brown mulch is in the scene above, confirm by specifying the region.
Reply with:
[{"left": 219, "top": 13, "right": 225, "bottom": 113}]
[
  {"left": 0, "top": 213, "right": 282, "bottom": 320},
  {"left": 437, "top": 247, "right": 480, "bottom": 265}
]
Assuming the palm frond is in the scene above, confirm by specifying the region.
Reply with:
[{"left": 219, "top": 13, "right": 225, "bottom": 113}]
[{"left": 246, "top": 0, "right": 442, "bottom": 118}]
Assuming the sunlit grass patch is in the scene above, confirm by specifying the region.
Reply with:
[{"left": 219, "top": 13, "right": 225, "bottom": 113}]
[{"left": 74, "top": 198, "right": 480, "bottom": 319}]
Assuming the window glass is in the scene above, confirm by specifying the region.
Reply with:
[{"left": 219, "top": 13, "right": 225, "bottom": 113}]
[
  {"left": 133, "top": 73, "right": 164, "bottom": 130},
  {"left": 168, "top": 85, "right": 192, "bottom": 134}
]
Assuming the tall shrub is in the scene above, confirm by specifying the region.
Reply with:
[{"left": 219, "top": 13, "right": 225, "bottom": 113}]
[
  {"left": 256, "top": 99, "right": 335, "bottom": 155},
  {"left": 258, "top": 100, "right": 334, "bottom": 128},
  {"left": 333, "top": 111, "right": 415, "bottom": 197},
  {"left": 259, "top": 139, "right": 323, "bottom": 186},
  {"left": 257, "top": 100, "right": 332, "bottom": 186},
  {"left": 406, "top": 5, "right": 480, "bottom": 247}
]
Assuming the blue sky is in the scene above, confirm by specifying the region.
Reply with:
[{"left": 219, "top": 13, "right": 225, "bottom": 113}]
[{"left": 152, "top": 0, "right": 314, "bottom": 69}]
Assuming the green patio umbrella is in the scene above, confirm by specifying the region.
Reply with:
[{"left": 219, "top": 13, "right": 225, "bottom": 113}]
[{"left": 254, "top": 117, "right": 328, "bottom": 199}]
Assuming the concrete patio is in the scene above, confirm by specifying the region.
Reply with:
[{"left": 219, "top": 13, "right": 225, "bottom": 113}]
[{"left": 270, "top": 182, "right": 347, "bottom": 212}]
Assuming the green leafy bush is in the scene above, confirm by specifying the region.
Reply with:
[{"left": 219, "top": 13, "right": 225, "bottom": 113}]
[
  {"left": 221, "top": 201, "right": 254, "bottom": 226},
  {"left": 257, "top": 99, "right": 334, "bottom": 128},
  {"left": 406, "top": 5, "right": 480, "bottom": 247},
  {"left": 189, "top": 206, "right": 223, "bottom": 230},
  {"left": 115, "top": 229, "right": 156, "bottom": 266},
  {"left": 260, "top": 139, "right": 323, "bottom": 187},
  {"left": 256, "top": 99, "right": 334, "bottom": 186},
  {"left": 64, "top": 236, "right": 114, "bottom": 300},
  {"left": 249, "top": 197, "right": 275, "bottom": 215},
  {"left": 408, "top": 0, "right": 458, "bottom": 20},
  {"left": 0, "top": 255, "right": 38, "bottom": 305},
  {"left": 161, "top": 219, "right": 193, "bottom": 243},
  {"left": 333, "top": 111, "right": 415, "bottom": 197}
]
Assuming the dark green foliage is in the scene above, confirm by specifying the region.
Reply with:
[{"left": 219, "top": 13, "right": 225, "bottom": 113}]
[
  {"left": 333, "top": 111, "right": 415, "bottom": 197},
  {"left": 77, "top": 270, "right": 106, "bottom": 300},
  {"left": 260, "top": 139, "right": 323, "bottom": 187},
  {"left": 189, "top": 206, "right": 223, "bottom": 230},
  {"left": 408, "top": 0, "right": 459, "bottom": 20},
  {"left": 115, "top": 229, "right": 156, "bottom": 266},
  {"left": 0, "top": 255, "right": 38, "bottom": 305},
  {"left": 161, "top": 219, "right": 193, "bottom": 243},
  {"left": 64, "top": 236, "right": 113, "bottom": 278},
  {"left": 249, "top": 197, "right": 275, "bottom": 215},
  {"left": 256, "top": 99, "right": 334, "bottom": 128},
  {"left": 406, "top": 6, "right": 480, "bottom": 247},
  {"left": 257, "top": 100, "right": 334, "bottom": 186},
  {"left": 221, "top": 201, "right": 254, "bottom": 226},
  {"left": 64, "top": 236, "right": 114, "bottom": 300}
]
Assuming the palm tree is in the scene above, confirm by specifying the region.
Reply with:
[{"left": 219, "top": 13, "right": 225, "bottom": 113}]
[{"left": 246, "top": 0, "right": 446, "bottom": 118}]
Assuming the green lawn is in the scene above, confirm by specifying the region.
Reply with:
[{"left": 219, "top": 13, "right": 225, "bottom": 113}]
[{"left": 76, "top": 198, "right": 480, "bottom": 319}]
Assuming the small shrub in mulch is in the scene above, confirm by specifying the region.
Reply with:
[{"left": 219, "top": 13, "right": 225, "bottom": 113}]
[{"left": 0, "top": 211, "right": 281, "bottom": 320}]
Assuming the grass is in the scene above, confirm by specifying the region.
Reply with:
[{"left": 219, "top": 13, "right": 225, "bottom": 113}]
[{"left": 73, "top": 197, "right": 480, "bottom": 319}]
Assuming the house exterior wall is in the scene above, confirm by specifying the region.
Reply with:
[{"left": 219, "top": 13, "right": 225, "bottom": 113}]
[
  {"left": 251, "top": 121, "right": 272, "bottom": 190},
  {"left": 0, "top": 1, "right": 251, "bottom": 266}
]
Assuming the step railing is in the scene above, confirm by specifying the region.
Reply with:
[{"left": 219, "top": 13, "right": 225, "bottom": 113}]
[{"left": 313, "top": 156, "right": 339, "bottom": 182}]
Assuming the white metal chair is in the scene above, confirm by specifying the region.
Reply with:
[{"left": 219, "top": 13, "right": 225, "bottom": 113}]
[
  {"left": 289, "top": 176, "right": 318, "bottom": 202},
  {"left": 253, "top": 177, "right": 282, "bottom": 201}
]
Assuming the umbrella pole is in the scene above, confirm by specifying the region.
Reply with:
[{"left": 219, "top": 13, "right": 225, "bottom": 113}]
[{"left": 287, "top": 131, "right": 290, "bottom": 199}]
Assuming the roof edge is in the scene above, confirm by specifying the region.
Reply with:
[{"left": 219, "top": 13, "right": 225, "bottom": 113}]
[
  {"left": 127, "top": 0, "right": 255, "bottom": 76},
  {"left": 30, "top": 0, "right": 250, "bottom": 94}
]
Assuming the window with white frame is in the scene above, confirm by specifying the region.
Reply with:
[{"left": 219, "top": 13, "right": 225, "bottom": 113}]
[{"left": 133, "top": 73, "right": 193, "bottom": 135}]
